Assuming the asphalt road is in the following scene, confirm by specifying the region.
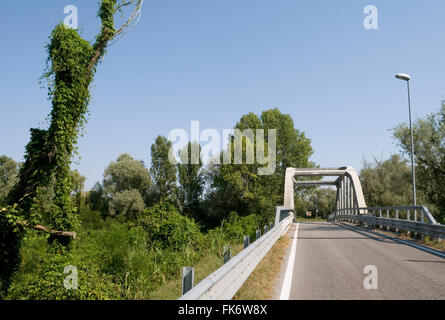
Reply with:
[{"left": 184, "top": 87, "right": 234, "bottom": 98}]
[{"left": 286, "top": 222, "right": 445, "bottom": 300}]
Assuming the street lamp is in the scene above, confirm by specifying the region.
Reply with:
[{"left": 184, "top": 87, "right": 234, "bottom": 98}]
[{"left": 395, "top": 73, "right": 416, "bottom": 207}]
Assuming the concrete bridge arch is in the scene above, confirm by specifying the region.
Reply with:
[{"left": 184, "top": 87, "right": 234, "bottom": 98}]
[{"left": 283, "top": 167, "right": 366, "bottom": 214}]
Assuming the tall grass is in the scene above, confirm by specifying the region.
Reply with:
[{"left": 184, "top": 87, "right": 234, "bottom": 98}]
[{"left": 6, "top": 204, "right": 272, "bottom": 299}]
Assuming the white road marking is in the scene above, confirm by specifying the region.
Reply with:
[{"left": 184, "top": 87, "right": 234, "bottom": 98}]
[{"left": 279, "top": 222, "right": 299, "bottom": 300}]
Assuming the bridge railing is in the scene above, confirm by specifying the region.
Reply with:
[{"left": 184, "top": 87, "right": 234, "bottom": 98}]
[
  {"left": 329, "top": 206, "right": 445, "bottom": 240},
  {"left": 179, "top": 207, "right": 294, "bottom": 300}
]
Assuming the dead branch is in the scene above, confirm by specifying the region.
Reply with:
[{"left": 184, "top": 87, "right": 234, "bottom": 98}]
[{"left": 20, "top": 221, "right": 77, "bottom": 239}]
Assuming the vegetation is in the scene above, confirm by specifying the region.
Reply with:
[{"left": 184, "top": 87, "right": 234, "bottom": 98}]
[
  {"left": 1, "top": 107, "right": 313, "bottom": 299},
  {"left": 392, "top": 102, "right": 445, "bottom": 223},
  {"left": 3, "top": 0, "right": 444, "bottom": 302},
  {"left": 205, "top": 108, "right": 315, "bottom": 226},
  {"left": 294, "top": 187, "right": 336, "bottom": 219}
]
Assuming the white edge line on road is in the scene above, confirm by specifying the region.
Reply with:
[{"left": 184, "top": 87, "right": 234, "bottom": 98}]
[{"left": 279, "top": 222, "right": 299, "bottom": 300}]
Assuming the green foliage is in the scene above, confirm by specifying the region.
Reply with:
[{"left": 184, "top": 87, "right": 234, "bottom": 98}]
[
  {"left": 150, "top": 136, "right": 178, "bottom": 203},
  {"left": 0, "top": 156, "right": 20, "bottom": 206},
  {"left": 76, "top": 203, "right": 204, "bottom": 299},
  {"left": 177, "top": 142, "right": 204, "bottom": 216},
  {"left": 222, "top": 212, "right": 261, "bottom": 242},
  {"left": 8, "top": 0, "right": 120, "bottom": 229},
  {"left": 6, "top": 233, "right": 120, "bottom": 300},
  {"left": 205, "top": 211, "right": 262, "bottom": 256},
  {"left": 1, "top": 0, "right": 128, "bottom": 298},
  {"left": 78, "top": 207, "right": 104, "bottom": 230},
  {"left": 103, "top": 154, "right": 152, "bottom": 198},
  {"left": 108, "top": 189, "right": 146, "bottom": 219},
  {"left": 294, "top": 188, "right": 336, "bottom": 218},
  {"left": 393, "top": 102, "right": 445, "bottom": 222},
  {"left": 70, "top": 170, "right": 86, "bottom": 210},
  {"left": 360, "top": 155, "right": 414, "bottom": 207},
  {"left": 98, "top": 153, "right": 152, "bottom": 219},
  {"left": 140, "top": 202, "right": 203, "bottom": 251},
  {"left": 0, "top": 206, "right": 24, "bottom": 298},
  {"left": 86, "top": 182, "right": 107, "bottom": 213},
  {"left": 206, "top": 108, "right": 314, "bottom": 224}
]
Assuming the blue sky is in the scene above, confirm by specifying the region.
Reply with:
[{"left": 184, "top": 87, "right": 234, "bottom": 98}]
[{"left": 1, "top": 0, "right": 445, "bottom": 189}]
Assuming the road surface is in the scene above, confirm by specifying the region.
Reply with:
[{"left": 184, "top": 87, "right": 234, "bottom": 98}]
[{"left": 283, "top": 222, "right": 445, "bottom": 300}]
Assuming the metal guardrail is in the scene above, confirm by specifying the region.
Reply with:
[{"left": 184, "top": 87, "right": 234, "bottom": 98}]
[
  {"left": 329, "top": 206, "right": 444, "bottom": 239},
  {"left": 179, "top": 207, "right": 294, "bottom": 300}
]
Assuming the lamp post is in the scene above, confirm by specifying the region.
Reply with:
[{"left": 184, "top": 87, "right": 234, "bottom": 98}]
[{"left": 395, "top": 73, "right": 416, "bottom": 207}]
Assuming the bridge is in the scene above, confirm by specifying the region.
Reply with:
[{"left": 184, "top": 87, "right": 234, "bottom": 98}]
[{"left": 179, "top": 167, "right": 445, "bottom": 300}]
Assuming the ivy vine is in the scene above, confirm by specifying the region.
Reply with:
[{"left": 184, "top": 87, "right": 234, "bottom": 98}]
[{"left": 0, "top": 0, "right": 132, "bottom": 298}]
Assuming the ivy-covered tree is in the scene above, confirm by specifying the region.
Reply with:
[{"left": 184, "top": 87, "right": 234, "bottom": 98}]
[{"left": 0, "top": 0, "right": 143, "bottom": 298}]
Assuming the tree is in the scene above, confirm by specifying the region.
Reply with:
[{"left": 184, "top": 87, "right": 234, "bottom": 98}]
[
  {"left": 1, "top": 0, "right": 144, "bottom": 298},
  {"left": 70, "top": 170, "right": 86, "bottom": 211},
  {"left": 108, "top": 189, "right": 146, "bottom": 219},
  {"left": 0, "top": 156, "right": 20, "bottom": 205},
  {"left": 393, "top": 102, "right": 445, "bottom": 222},
  {"left": 177, "top": 142, "right": 204, "bottom": 217},
  {"left": 150, "top": 136, "right": 178, "bottom": 203},
  {"left": 7, "top": 0, "right": 144, "bottom": 233},
  {"left": 206, "top": 108, "right": 314, "bottom": 224},
  {"left": 99, "top": 153, "right": 152, "bottom": 218},
  {"left": 86, "top": 182, "right": 107, "bottom": 213},
  {"left": 294, "top": 187, "right": 336, "bottom": 219},
  {"left": 360, "top": 155, "right": 413, "bottom": 207},
  {"left": 102, "top": 153, "right": 152, "bottom": 203}
]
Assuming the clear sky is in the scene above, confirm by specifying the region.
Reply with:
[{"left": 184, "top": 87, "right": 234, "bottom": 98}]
[{"left": 1, "top": 0, "right": 445, "bottom": 189}]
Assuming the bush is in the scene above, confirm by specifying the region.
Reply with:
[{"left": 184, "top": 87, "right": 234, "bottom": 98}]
[
  {"left": 78, "top": 207, "right": 104, "bottom": 230},
  {"left": 205, "top": 212, "right": 262, "bottom": 256},
  {"left": 6, "top": 234, "right": 120, "bottom": 300},
  {"left": 139, "top": 202, "right": 203, "bottom": 252}
]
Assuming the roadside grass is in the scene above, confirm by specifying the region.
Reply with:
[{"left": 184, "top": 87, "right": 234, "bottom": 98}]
[
  {"left": 147, "top": 243, "right": 244, "bottom": 300},
  {"left": 232, "top": 235, "right": 291, "bottom": 300}
]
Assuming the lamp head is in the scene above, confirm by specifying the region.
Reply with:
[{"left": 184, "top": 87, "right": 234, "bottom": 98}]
[{"left": 395, "top": 73, "right": 411, "bottom": 81}]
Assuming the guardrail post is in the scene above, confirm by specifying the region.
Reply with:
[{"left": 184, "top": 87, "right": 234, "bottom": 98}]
[
  {"left": 256, "top": 229, "right": 261, "bottom": 241},
  {"left": 182, "top": 267, "right": 194, "bottom": 295},
  {"left": 223, "top": 246, "right": 231, "bottom": 264},
  {"left": 366, "top": 209, "right": 374, "bottom": 229},
  {"left": 395, "top": 210, "right": 400, "bottom": 234},
  {"left": 264, "top": 225, "right": 268, "bottom": 234},
  {"left": 407, "top": 210, "right": 411, "bottom": 237},
  {"left": 243, "top": 235, "right": 250, "bottom": 249},
  {"left": 386, "top": 209, "right": 390, "bottom": 231},
  {"left": 379, "top": 209, "right": 383, "bottom": 230},
  {"left": 270, "top": 222, "right": 274, "bottom": 230},
  {"left": 414, "top": 209, "right": 419, "bottom": 239}
]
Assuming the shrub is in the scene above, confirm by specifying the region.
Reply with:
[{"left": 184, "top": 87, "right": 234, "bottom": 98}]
[
  {"left": 6, "top": 233, "right": 121, "bottom": 300},
  {"left": 139, "top": 202, "right": 203, "bottom": 251}
]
